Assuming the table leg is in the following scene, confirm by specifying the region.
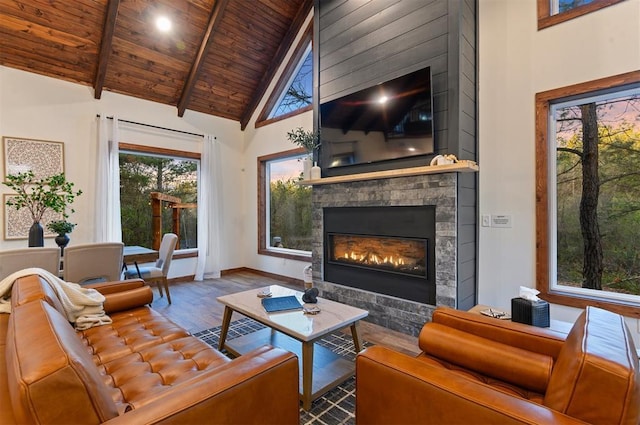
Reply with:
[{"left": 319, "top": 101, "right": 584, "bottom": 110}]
[
  {"left": 351, "top": 321, "right": 363, "bottom": 352},
  {"left": 301, "top": 341, "right": 314, "bottom": 411},
  {"left": 218, "top": 306, "right": 233, "bottom": 351}
]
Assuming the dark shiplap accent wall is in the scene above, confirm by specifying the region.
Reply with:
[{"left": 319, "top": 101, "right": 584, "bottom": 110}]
[
  {"left": 316, "top": 0, "right": 477, "bottom": 310},
  {"left": 455, "top": 0, "right": 477, "bottom": 311},
  {"left": 318, "top": 0, "right": 451, "bottom": 155}
]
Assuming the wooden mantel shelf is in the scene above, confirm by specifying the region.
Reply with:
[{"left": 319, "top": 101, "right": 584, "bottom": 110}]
[{"left": 298, "top": 160, "right": 478, "bottom": 186}]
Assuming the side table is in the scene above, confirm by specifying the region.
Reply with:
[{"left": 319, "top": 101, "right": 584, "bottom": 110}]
[{"left": 468, "top": 304, "right": 573, "bottom": 335}]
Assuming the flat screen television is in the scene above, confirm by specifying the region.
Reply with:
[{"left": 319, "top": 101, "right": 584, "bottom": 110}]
[{"left": 319, "top": 67, "right": 434, "bottom": 176}]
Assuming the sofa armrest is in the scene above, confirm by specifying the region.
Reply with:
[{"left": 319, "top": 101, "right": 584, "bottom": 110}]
[
  {"left": 83, "top": 279, "right": 146, "bottom": 294},
  {"left": 102, "top": 345, "right": 300, "bottom": 424},
  {"left": 429, "top": 307, "right": 567, "bottom": 359},
  {"left": 84, "top": 279, "right": 153, "bottom": 313},
  {"left": 356, "top": 346, "right": 586, "bottom": 425}
]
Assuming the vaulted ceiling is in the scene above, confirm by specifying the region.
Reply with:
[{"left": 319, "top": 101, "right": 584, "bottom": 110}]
[{"left": 0, "top": 0, "right": 312, "bottom": 129}]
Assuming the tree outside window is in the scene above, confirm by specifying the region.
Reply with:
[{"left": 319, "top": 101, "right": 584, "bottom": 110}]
[
  {"left": 554, "top": 91, "right": 640, "bottom": 296},
  {"left": 268, "top": 47, "right": 312, "bottom": 119},
  {"left": 119, "top": 150, "right": 198, "bottom": 250}
]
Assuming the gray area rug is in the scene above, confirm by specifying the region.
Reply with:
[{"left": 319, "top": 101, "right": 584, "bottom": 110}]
[{"left": 193, "top": 317, "right": 372, "bottom": 425}]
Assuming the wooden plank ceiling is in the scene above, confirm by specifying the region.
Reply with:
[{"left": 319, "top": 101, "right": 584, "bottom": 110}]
[{"left": 0, "top": 0, "right": 312, "bottom": 129}]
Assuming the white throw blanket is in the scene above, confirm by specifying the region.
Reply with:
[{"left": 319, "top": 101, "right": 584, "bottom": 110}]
[{"left": 0, "top": 268, "right": 112, "bottom": 330}]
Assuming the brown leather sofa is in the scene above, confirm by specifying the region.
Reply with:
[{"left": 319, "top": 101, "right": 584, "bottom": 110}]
[
  {"left": 356, "top": 306, "right": 640, "bottom": 424},
  {"left": 1, "top": 274, "right": 300, "bottom": 424}
]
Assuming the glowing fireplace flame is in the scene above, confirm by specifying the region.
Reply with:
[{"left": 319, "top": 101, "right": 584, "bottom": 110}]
[{"left": 345, "top": 251, "right": 405, "bottom": 267}]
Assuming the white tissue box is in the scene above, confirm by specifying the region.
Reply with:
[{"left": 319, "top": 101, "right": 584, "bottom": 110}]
[{"left": 511, "top": 297, "right": 550, "bottom": 327}]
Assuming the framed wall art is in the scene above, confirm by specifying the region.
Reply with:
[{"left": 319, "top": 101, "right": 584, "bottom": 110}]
[
  {"left": 2, "top": 136, "right": 64, "bottom": 179},
  {"left": 3, "top": 194, "right": 62, "bottom": 240}
]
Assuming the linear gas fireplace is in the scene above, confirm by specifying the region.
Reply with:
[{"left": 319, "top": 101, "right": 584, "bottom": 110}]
[
  {"left": 328, "top": 234, "right": 427, "bottom": 277},
  {"left": 323, "top": 206, "right": 436, "bottom": 304}
]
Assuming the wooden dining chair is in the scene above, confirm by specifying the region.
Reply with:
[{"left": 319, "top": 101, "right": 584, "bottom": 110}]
[
  {"left": 0, "top": 247, "right": 61, "bottom": 281},
  {"left": 63, "top": 242, "right": 124, "bottom": 284},
  {"left": 123, "top": 233, "right": 178, "bottom": 304}
]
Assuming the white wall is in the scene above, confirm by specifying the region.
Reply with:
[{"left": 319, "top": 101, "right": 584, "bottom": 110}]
[
  {"left": 0, "top": 66, "right": 244, "bottom": 278},
  {"left": 478, "top": 0, "right": 640, "bottom": 338},
  {"left": 241, "top": 11, "right": 315, "bottom": 281}
]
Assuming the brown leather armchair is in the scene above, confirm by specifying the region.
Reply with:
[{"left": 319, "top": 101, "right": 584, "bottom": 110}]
[{"left": 356, "top": 306, "right": 640, "bottom": 424}]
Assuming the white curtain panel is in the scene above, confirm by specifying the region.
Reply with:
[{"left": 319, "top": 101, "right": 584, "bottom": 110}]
[
  {"left": 95, "top": 116, "right": 122, "bottom": 242},
  {"left": 195, "top": 134, "right": 222, "bottom": 280}
]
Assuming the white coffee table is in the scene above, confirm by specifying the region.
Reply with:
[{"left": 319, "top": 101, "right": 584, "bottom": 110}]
[{"left": 217, "top": 285, "right": 369, "bottom": 410}]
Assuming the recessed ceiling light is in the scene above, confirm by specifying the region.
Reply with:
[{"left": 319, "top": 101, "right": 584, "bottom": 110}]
[{"left": 156, "top": 16, "right": 172, "bottom": 32}]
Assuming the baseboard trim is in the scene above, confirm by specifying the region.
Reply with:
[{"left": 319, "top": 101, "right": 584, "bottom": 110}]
[
  {"left": 221, "top": 267, "right": 304, "bottom": 288},
  {"left": 167, "top": 268, "right": 304, "bottom": 288},
  {"left": 168, "top": 275, "right": 195, "bottom": 284}
]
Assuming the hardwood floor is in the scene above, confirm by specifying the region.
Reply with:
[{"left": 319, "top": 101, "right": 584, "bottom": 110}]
[{"left": 152, "top": 269, "right": 420, "bottom": 356}]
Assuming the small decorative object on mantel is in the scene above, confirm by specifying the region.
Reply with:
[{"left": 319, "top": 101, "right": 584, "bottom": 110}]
[
  {"left": 47, "top": 220, "right": 75, "bottom": 253},
  {"left": 3, "top": 171, "right": 82, "bottom": 247},
  {"left": 287, "top": 127, "right": 320, "bottom": 180},
  {"left": 310, "top": 162, "right": 321, "bottom": 180},
  {"left": 430, "top": 154, "right": 458, "bottom": 166}
]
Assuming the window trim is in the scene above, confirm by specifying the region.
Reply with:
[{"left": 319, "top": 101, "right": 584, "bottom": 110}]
[
  {"left": 118, "top": 143, "right": 201, "bottom": 160},
  {"left": 255, "top": 21, "right": 313, "bottom": 128},
  {"left": 257, "top": 148, "right": 312, "bottom": 262},
  {"left": 535, "top": 70, "right": 640, "bottom": 318},
  {"left": 118, "top": 143, "right": 201, "bottom": 253},
  {"left": 537, "top": 0, "right": 627, "bottom": 30}
]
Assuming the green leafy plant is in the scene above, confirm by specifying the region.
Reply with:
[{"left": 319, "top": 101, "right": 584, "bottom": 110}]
[
  {"left": 46, "top": 220, "right": 76, "bottom": 235},
  {"left": 3, "top": 171, "right": 82, "bottom": 223},
  {"left": 287, "top": 127, "right": 320, "bottom": 153}
]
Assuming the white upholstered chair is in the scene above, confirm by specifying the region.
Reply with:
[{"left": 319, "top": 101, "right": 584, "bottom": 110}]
[
  {"left": 124, "top": 233, "right": 178, "bottom": 304},
  {"left": 63, "top": 242, "right": 124, "bottom": 284},
  {"left": 0, "top": 247, "right": 61, "bottom": 281}
]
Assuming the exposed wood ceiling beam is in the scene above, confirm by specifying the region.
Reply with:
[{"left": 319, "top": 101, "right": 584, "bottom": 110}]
[
  {"left": 94, "top": 0, "right": 120, "bottom": 99},
  {"left": 239, "top": 0, "right": 313, "bottom": 130},
  {"left": 177, "top": 0, "right": 229, "bottom": 117}
]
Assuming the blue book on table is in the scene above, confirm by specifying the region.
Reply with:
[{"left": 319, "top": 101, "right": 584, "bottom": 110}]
[{"left": 261, "top": 295, "right": 303, "bottom": 313}]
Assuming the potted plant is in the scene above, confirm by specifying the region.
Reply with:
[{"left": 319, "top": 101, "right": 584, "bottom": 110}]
[
  {"left": 3, "top": 171, "right": 82, "bottom": 247},
  {"left": 287, "top": 127, "right": 320, "bottom": 179},
  {"left": 47, "top": 220, "right": 76, "bottom": 252}
]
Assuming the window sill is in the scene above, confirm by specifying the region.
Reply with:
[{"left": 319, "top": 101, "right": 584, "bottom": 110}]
[
  {"left": 540, "top": 288, "right": 640, "bottom": 319},
  {"left": 174, "top": 249, "right": 198, "bottom": 260},
  {"left": 258, "top": 248, "right": 311, "bottom": 262}
]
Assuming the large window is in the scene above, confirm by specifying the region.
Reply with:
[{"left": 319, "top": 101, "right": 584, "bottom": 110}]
[
  {"left": 537, "top": 0, "right": 626, "bottom": 30},
  {"left": 535, "top": 71, "right": 640, "bottom": 317},
  {"left": 258, "top": 148, "right": 312, "bottom": 261},
  {"left": 119, "top": 144, "right": 199, "bottom": 251}
]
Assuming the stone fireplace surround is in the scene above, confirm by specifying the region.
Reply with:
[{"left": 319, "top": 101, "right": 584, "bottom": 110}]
[{"left": 311, "top": 172, "right": 458, "bottom": 336}]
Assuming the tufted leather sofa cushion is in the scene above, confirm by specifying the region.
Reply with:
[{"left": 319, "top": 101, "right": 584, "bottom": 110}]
[
  {"left": 79, "top": 307, "right": 192, "bottom": 364},
  {"left": 79, "top": 309, "right": 231, "bottom": 410}
]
